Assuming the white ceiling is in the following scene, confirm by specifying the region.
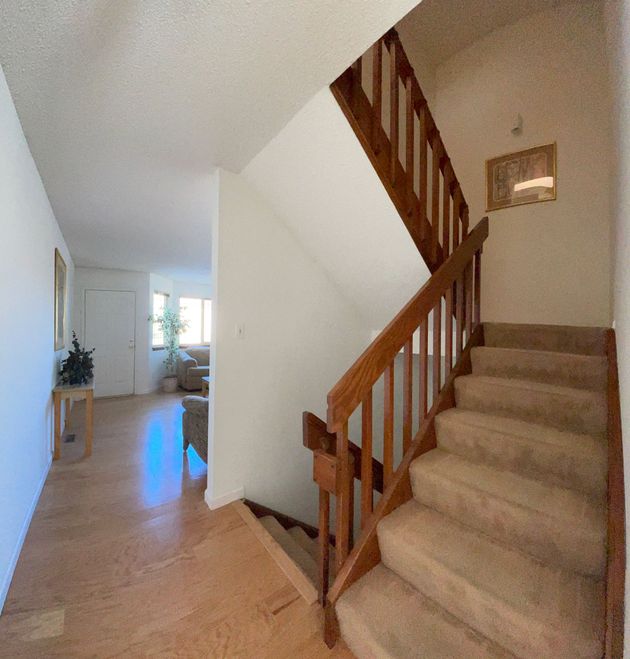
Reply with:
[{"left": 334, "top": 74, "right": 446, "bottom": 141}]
[
  {"left": 397, "top": 0, "right": 579, "bottom": 70},
  {"left": 0, "top": 0, "right": 419, "bottom": 281}
]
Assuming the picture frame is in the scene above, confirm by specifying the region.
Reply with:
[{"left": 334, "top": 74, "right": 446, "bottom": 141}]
[
  {"left": 54, "top": 248, "right": 67, "bottom": 351},
  {"left": 485, "top": 143, "right": 557, "bottom": 212}
]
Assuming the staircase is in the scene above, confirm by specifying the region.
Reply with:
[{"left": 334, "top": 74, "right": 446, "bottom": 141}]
[
  {"left": 301, "top": 25, "right": 624, "bottom": 659},
  {"left": 258, "top": 516, "right": 323, "bottom": 587},
  {"left": 337, "top": 324, "right": 607, "bottom": 658}
]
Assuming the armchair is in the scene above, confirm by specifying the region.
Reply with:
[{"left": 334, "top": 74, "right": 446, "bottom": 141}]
[
  {"left": 182, "top": 395, "right": 208, "bottom": 463},
  {"left": 177, "top": 346, "right": 210, "bottom": 390}
]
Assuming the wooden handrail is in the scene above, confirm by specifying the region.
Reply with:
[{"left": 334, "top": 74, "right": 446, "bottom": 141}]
[
  {"left": 314, "top": 220, "right": 486, "bottom": 647},
  {"left": 605, "top": 329, "right": 625, "bottom": 658},
  {"left": 303, "top": 411, "right": 384, "bottom": 492},
  {"left": 327, "top": 217, "right": 488, "bottom": 433},
  {"left": 313, "top": 24, "right": 488, "bottom": 646},
  {"left": 331, "top": 27, "right": 470, "bottom": 272},
  {"left": 327, "top": 324, "right": 484, "bottom": 608}
]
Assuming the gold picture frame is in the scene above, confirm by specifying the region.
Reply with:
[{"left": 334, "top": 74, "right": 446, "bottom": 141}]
[
  {"left": 485, "top": 143, "right": 557, "bottom": 212},
  {"left": 54, "top": 248, "right": 67, "bottom": 351}
]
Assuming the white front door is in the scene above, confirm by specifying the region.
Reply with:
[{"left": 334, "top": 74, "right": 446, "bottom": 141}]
[{"left": 85, "top": 290, "right": 136, "bottom": 398}]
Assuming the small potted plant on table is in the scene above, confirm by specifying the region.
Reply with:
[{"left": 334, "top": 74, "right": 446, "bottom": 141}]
[
  {"left": 153, "top": 308, "right": 188, "bottom": 393},
  {"left": 59, "top": 332, "right": 95, "bottom": 384}
]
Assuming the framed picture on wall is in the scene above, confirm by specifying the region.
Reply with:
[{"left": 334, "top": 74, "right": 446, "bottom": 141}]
[
  {"left": 485, "top": 143, "right": 557, "bottom": 211},
  {"left": 54, "top": 248, "right": 67, "bottom": 351}
]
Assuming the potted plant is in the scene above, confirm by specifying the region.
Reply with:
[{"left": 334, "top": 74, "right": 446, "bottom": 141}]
[
  {"left": 153, "top": 308, "right": 188, "bottom": 392},
  {"left": 59, "top": 332, "right": 95, "bottom": 385}
]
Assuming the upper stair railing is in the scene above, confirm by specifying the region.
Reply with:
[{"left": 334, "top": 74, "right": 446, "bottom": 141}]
[{"left": 331, "top": 28, "right": 470, "bottom": 273}]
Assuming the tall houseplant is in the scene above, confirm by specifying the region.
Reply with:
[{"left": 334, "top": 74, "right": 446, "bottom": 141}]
[{"left": 153, "top": 308, "right": 188, "bottom": 392}]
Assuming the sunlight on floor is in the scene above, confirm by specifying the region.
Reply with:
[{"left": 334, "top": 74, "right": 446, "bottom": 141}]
[{"left": 141, "top": 404, "right": 207, "bottom": 508}]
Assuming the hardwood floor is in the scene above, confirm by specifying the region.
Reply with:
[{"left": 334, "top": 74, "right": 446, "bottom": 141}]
[{"left": 0, "top": 393, "right": 352, "bottom": 657}]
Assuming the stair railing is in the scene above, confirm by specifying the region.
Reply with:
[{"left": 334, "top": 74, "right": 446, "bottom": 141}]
[
  {"left": 302, "top": 412, "right": 384, "bottom": 606},
  {"left": 306, "top": 218, "right": 488, "bottom": 645},
  {"left": 331, "top": 28, "right": 469, "bottom": 272}
]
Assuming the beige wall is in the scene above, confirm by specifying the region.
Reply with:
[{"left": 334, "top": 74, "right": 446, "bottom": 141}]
[{"left": 404, "top": 1, "right": 612, "bottom": 326}]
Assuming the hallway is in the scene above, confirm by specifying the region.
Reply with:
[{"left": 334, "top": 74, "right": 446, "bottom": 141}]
[{"left": 0, "top": 393, "right": 350, "bottom": 657}]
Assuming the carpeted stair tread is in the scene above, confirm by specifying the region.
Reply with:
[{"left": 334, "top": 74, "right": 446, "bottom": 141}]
[
  {"left": 378, "top": 500, "right": 604, "bottom": 659},
  {"left": 409, "top": 449, "right": 605, "bottom": 576},
  {"left": 287, "top": 526, "right": 318, "bottom": 561},
  {"left": 471, "top": 345, "right": 607, "bottom": 391},
  {"left": 259, "top": 516, "right": 318, "bottom": 585},
  {"left": 435, "top": 408, "right": 607, "bottom": 495},
  {"left": 336, "top": 563, "right": 514, "bottom": 659},
  {"left": 455, "top": 374, "right": 607, "bottom": 435},
  {"left": 483, "top": 322, "right": 607, "bottom": 356}
]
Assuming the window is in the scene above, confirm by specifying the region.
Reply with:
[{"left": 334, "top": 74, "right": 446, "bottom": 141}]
[
  {"left": 179, "top": 297, "right": 211, "bottom": 346},
  {"left": 152, "top": 292, "right": 169, "bottom": 347}
]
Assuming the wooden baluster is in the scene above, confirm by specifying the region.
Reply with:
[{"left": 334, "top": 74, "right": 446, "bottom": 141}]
[
  {"left": 318, "top": 488, "right": 330, "bottom": 606},
  {"left": 431, "top": 134, "right": 441, "bottom": 263},
  {"left": 403, "top": 338, "right": 413, "bottom": 452},
  {"left": 389, "top": 41, "right": 399, "bottom": 183},
  {"left": 405, "top": 75, "right": 414, "bottom": 215},
  {"left": 474, "top": 249, "right": 482, "bottom": 328},
  {"left": 418, "top": 317, "right": 428, "bottom": 420},
  {"left": 452, "top": 187, "right": 462, "bottom": 252},
  {"left": 465, "top": 260, "right": 473, "bottom": 344},
  {"left": 432, "top": 300, "right": 442, "bottom": 403},
  {"left": 352, "top": 57, "right": 362, "bottom": 90},
  {"left": 360, "top": 391, "right": 373, "bottom": 527},
  {"left": 335, "top": 422, "right": 351, "bottom": 573},
  {"left": 348, "top": 469, "right": 354, "bottom": 552},
  {"left": 372, "top": 40, "right": 383, "bottom": 152},
  {"left": 418, "top": 104, "right": 428, "bottom": 240},
  {"left": 442, "top": 162, "right": 451, "bottom": 259},
  {"left": 462, "top": 205, "right": 469, "bottom": 240},
  {"left": 455, "top": 273, "right": 464, "bottom": 360},
  {"left": 383, "top": 363, "right": 394, "bottom": 486},
  {"left": 444, "top": 283, "right": 453, "bottom": 378}
]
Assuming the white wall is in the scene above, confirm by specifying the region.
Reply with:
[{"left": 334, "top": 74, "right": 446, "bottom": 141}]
[
  {"left": 0, "top": 66, "right": 74, "bottom": 612},
  {"left": 73, "top": 268, "right": 152, "bottom": 394},
  {"left": 173, "top": 280, "right": 212, "bottom": 305},
  {"left": 207, "top": 169, "right": 371, "bottom": 523},
  {"left": 243, "top": 87, "right": 431, "bottom": 332},
  {"left": 604, "top": 0, "right": 630, "bottom": 652},
  {"left": 404, "top": 1, "right": 612, "bottom": 326}
]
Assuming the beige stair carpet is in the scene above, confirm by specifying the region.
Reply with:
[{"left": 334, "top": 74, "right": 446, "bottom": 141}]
[
  {"left": 259, "top": 516, "right": 319, "bottom": 585},
  {"left": 337, "top": 322, "right": 608, "bottom": 659}
]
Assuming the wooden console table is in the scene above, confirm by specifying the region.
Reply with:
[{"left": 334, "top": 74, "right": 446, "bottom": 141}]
[{"left": 53, "top": 380, "right": 94, "bottom": 460}]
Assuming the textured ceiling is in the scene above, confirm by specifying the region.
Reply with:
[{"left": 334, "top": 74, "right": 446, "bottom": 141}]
[
  {"left": 397, "top": 0, "right": 580, "bottom": 70},
  {"left": 0, "top": 0, "right": 419, "bottom": 280}
]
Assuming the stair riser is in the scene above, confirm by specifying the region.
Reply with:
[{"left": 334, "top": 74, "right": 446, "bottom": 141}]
[
  {"left": 471, "top": 348, "right": 606, "bottom": 391},
  {"left": 435, "top": 415, "right": 606, "bottom": 496},
  {"left": 410, "top": 468, "right": 605, "bottom": 577},
  {"left": 378, "top": 530, "right": 602, "bottom": 659},
  {"left": 454, "top": 380, "right": 606, "bottom": 435},
  {"left": 483, "top": 323, "right": 606, "bottom": 356}
]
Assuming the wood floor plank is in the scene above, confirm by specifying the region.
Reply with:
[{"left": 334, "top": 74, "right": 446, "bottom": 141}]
[{"left": 0, "top": 393, "right": 352, "bottom": 657}]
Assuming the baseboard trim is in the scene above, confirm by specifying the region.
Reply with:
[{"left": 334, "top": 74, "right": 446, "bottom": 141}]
[
  {"left": 204, "top": 486, "right": 245, "bottom": 510},
  {"left": 0, "top": 456, "right": 52, "bottom": 614}
]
